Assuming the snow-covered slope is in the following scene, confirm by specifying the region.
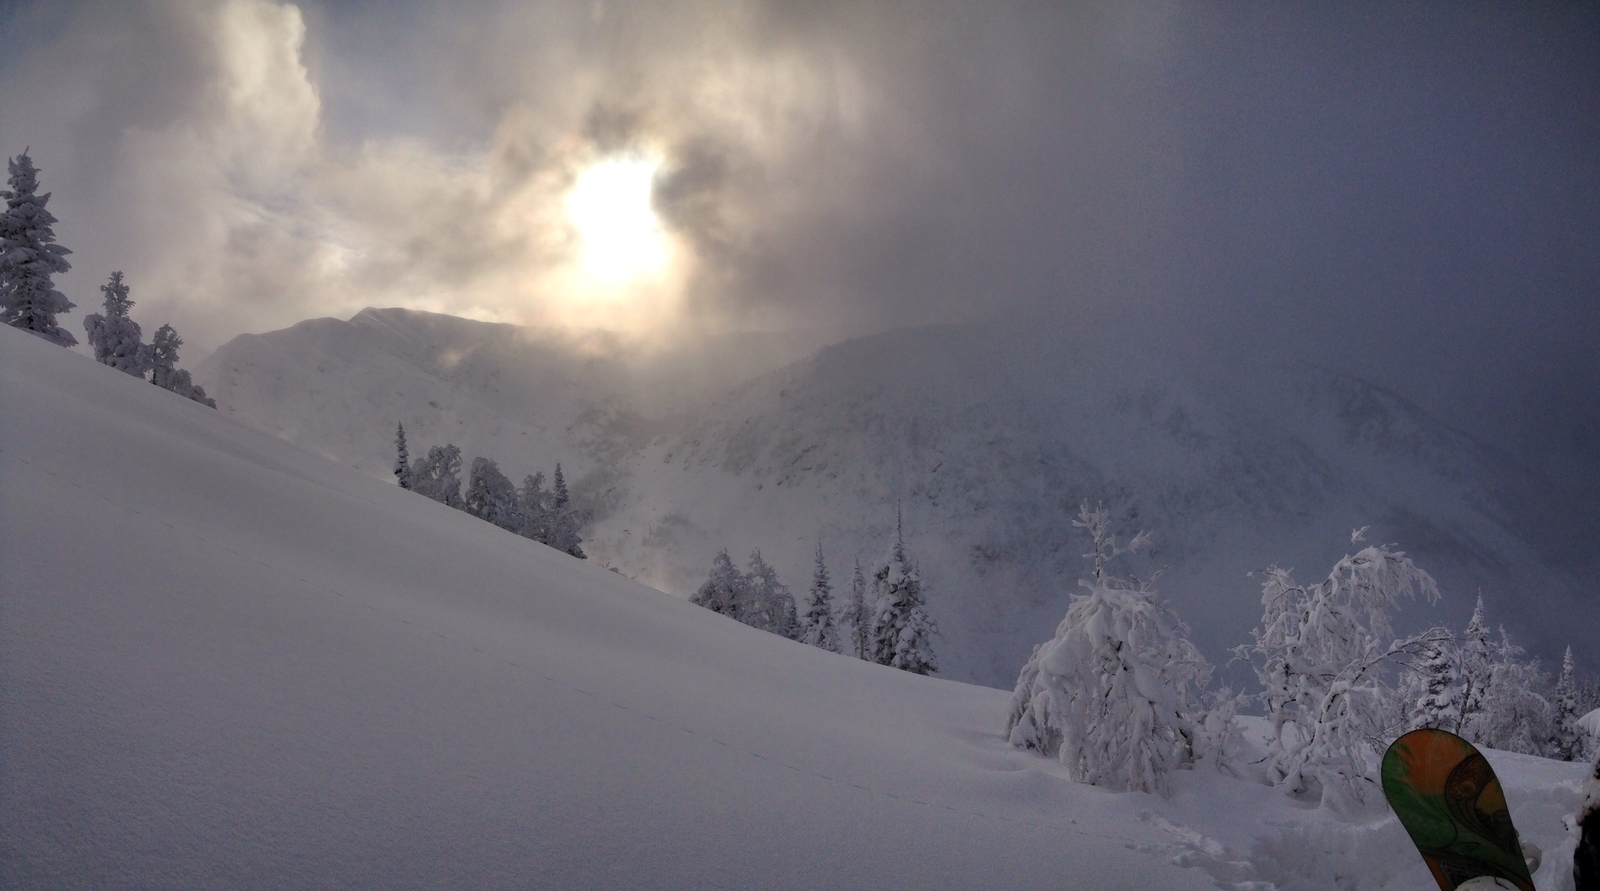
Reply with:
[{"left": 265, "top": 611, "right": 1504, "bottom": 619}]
[
  {"left": 1, "top": 322, "right": 1213, "bottom": 888},
  {"left": 3, "top": 324, "right": 1590, "bottom": 890},
  {"left": 195, "top": 309, "right": 1595, "bottom": 687}
]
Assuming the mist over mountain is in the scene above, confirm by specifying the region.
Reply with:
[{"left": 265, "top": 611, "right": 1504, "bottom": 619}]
[{"left": 196, "top": 308, "right": 1597, "bottom": 687}]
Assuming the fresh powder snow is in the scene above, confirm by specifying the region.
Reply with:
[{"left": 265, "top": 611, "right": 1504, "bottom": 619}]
[{"left": 3, "top": 323, "right": 1590, "bottom": 889}]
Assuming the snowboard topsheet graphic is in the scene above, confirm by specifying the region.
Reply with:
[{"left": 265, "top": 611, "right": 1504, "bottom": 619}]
[{"left": 1381, "top": 728, "right": 1534, "bottom": 891}]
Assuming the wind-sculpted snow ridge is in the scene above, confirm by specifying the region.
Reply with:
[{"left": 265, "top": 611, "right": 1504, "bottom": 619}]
[
  {"left": 194, "top": 310, "right": 1596, "bottom": 686},
  {"left": 3, "top": 324, "right": 1589, "bottom": 889}
]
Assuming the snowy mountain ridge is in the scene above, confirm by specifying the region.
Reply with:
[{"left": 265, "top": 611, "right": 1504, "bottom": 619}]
[{"left": 195, "top": 308, "right": 1595, "bottom": 687}]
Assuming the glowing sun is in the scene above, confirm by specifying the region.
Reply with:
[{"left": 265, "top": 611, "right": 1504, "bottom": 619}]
[{"left": 564, "top": 154, "right": 670, "bottom": 285}]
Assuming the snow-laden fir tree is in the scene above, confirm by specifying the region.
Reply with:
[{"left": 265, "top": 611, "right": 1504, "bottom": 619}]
[
  {"left": 691, "top": 548, "right": 745, "bottom": 619},
  {"left": 744, "top": 549, "right": 797, "bottom": 639},
  {"left": 146, "top": 324, "right": 216, "bottom": 407},
  {"left": 1234, "top": 527, "right": 1444, "bottom": 814},
  {"left": 799, "top": 541, "right": 839, "bottom": 652},
  {"left": 1554, "top": 647, "right": 1584, "bottom": 761},
  {"left": 393, "top": 423, "right": 412, "bottom": 489},
  {"left": 869, "top": 511, "right": 937, "bottom": 675},
  {"left": 82, "top": 271, "right": 148, "bottom": 376},
  {"left": 519, "top": 472, "right": 549, "bottom": 543},
  {"left": 1456, "top": 595, "right": 1495, "bottom": 738},
  {"left": 1409, "top": 636, "right": 1462, "bottom": 732},
  {"left": 545, "top": 463, "right": 585, "bottom": 559},
  {"left": 465, "top": 457, "right": 524, "bottom": 533},
  {"left": 842, "top": 558, "right": 870, "bottom": 660},
  {"left": 1471, "top": 627, "right": 1552, "bottom": 757},
  {"left": 0, "top": 152, "right": 75, "bottom": 345},
  {"left": 409, "top": 443, "right": 464, "bottom": 508},
  {"left": 834, "top": 556, "right": 863, "bottom": 657},
  {"left": 1004, "top": 502, "right": 1211, "bottom": 795}
]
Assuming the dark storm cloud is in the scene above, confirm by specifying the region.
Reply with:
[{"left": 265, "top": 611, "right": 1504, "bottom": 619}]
[{"left": 1156, "top": 5, "right": 1600, "bottom": 476}]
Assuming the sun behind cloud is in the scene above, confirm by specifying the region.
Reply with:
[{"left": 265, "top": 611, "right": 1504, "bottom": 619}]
[{"left": 564, "top": 154, "right": 671, "bottom": 287}]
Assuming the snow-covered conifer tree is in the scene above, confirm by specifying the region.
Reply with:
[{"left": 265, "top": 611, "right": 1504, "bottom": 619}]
[
  {"left": 799, "top": 541, "right": 839, "bottom": 652},
  {"left": 1410, "top": 636, "right": 1461, "bottom": 732},
  {"left": 743, "top": 550, "right": 796, "bottom": 638},
  {"left": 545, "top": 464, "right": 585, "bottom": 558},
  {"left": 1472, "top": 627, "right": 1551, "bottom": 756},
  {"left": 82, "top": 271, "right": 148, "bottom": 376},
  {"left": 1554, "top": 647, "right": 1584, "bottom": 761},
  {"left": 1004, "top": 502, "right": 1211, "bottom": 795},
  {"left": 394, "top": 423, "right": 412, "bottom": 489},
  {"left": 146, "top": 324, "right": 216, "bottom": 407},
  {"left": 691, "top": 549, "right": 745, "bottom": 619},
  {"left": 409, "top": 444, "right": 464, "bottom": 508},
  {"left": 1456, "top": 596, "right": 1495, "bottom": 737},
  {"left": 0, "top": 152, "right": 75, "bottom": 345},
  {"left": 519, "top": 472, "right": 549, "bottom": 543},
  {"left": 465, "top": 456, "right": 524, "bottom": 533},
  {"left": 839, "top": 558, "right": 870, "bottom": 660},
  {"left": 869, "top": 511, "right": 937, "bottom": 674},
  {"left": 1234, "top": 527, "right": 1444, "bottom": 813}
]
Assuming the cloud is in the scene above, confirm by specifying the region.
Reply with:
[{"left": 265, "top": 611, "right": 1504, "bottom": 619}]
[
  {"left": 1, "top": 0, "right": 1172, "bottom": 349},
  {"left": 1, "top": 0, "right": 910, "bottom": 348},
  {"left": 1, "top": 0, "right": 1595, "bottom": 496}
]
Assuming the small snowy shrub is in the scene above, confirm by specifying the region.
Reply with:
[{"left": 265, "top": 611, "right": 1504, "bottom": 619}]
[
  {"left": 1235, "top": 528, "right": 1443, "bottom": 814},
  {"left": 1004, "top": 502, "right": 1211, "bottom": 795}
]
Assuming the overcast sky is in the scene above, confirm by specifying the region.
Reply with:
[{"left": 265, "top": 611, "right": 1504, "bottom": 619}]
[{"left": 2, "top": 0, "right": 1596, "bottom": 486}]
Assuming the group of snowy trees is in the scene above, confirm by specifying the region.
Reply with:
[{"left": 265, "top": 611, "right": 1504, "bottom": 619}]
[
  {"left": 1, "top": 151, "right": 214, "bottom": 407},
  {"left": 393, "top": 423, "right": 585, "bottom": 559},
  {"left": 690, "top": 510, "right": 938, "bottom": 676},
  {"left": 1003, "top": 507, "right": 1595, "bottom": 812},
  {"left": 1394, "top": 595, "right": 1591, "bottom": 762},
  {"left": 691, "top": 549, "right": 800, "bottom": 639},
  {"left": 81, "top": 271, "right": 215, "bottom": 406}
]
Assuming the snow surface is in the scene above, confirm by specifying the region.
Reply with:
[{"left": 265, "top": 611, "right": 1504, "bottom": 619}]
[
  {"left": 194, "top": 308, "right": 1596, "bottom": 687},
  {"left": 7, "top": 323, "right": 1588, "bottom": 889}
]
